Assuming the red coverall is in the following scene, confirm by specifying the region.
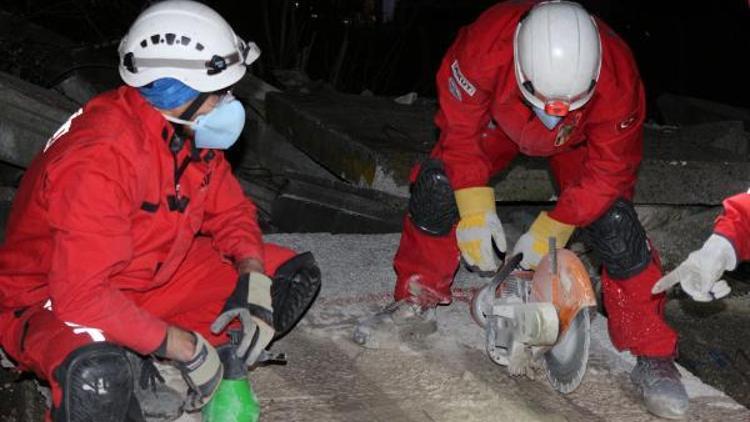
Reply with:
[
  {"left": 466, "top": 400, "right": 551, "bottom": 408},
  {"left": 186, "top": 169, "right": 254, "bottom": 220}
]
[
  {"left": 393, "top": 0, "right": 677, "bottom": 357},
  {"left": 714, "top": 193, "right": 750, "bottom": 261},
  {"left": 0, "top": 86, "right": 296, "bottom": 409}
]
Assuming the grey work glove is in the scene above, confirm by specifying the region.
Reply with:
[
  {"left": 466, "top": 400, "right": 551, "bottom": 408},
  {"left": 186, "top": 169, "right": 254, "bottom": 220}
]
[
  {"left": 176, "top": 332, "right": 223, "bottom": 412},
  {"left": 211, "top": 272, "right": 275, "bottom": 366},
  {"left": 652, "top": 234, "right": 737, "bottom": 302}
]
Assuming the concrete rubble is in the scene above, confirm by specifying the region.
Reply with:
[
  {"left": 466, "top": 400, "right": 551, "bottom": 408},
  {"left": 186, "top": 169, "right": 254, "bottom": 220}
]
[
  {"left": 657, "top": 93, "right": 750, "bottom": 131},
  {"left": 265, "top": 87, "right": 750, "bottom": 205},
  {"left": 0, "top": 72, "right": 79, "bottom": 168},
  {"left": 0, "top": 11, "right": 120, "bottom": 105}
]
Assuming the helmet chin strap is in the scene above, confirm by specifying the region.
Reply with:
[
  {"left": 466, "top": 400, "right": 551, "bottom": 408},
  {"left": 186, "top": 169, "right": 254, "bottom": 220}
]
[
  {"left": 178, "top": 92, "right": 210, "bottom": 122},
  {"left": 170, "top": 92, "right": 210, "bottom": 141}
]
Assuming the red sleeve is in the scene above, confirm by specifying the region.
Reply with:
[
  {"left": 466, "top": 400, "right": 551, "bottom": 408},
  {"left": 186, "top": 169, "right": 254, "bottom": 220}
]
[
  {"left": 714, "top": 192, "right": 750, "bottom": 262},
  {"left": 549, "top": 35, "right": 646, "bottom": 227},
  {"left": 200, "top": 153, "right": 264, "bottom": 265},
  {"left": 432, "top": 28, "right": 497, "bottom": 190},
  {"left": 45, "top": 144, "right": 167, "bottom": 354}
]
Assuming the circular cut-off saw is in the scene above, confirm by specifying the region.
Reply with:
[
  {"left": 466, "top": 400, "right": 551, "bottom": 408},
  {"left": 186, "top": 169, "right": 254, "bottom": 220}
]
[{"left": 470, "top": 246, "right": 596, "bottom": 394}]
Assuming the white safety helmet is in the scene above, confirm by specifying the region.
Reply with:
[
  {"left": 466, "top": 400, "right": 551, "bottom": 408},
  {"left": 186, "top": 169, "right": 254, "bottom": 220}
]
[
  {"left": 513, "top": 1, "right": 601, "bottom": 116},
  {"left": 118, "top": 0, "right": 261, "bottom": 92}
]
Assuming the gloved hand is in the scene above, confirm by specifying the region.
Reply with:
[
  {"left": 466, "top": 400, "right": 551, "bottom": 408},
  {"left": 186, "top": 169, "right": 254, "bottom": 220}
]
[
  {"left": 177, "top": 332, "right": 223, "bottom": 412},
  {"left": 454, "top": 187, "right": 506, "bottom": 273},
  {"left": 652, "top": 234, "right": 737, "bottom": 302},
  {"left": 211, "top": 272, "right": 275, "bottom": 366},
  {"left": 512, "top": 211, "right": 576, "bottom": 270}
]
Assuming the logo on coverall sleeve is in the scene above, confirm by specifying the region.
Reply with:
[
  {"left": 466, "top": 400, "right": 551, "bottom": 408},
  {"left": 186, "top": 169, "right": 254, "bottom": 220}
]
[
  {"left": 451, "top": 60, "right": 476, "bottom": 97},
  {"left": 448, "top": 77, "right": 462, "bottom": 101}
]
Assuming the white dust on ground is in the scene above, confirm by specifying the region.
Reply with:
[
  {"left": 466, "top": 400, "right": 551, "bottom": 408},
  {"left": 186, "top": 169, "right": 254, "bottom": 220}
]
[{"left": 168, "top": 233, "right": 747, "bottom": 422}]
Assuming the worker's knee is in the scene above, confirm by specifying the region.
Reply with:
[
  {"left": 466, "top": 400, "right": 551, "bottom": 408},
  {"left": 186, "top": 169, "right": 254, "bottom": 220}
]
[
  {"left": 582, "top": 199, "right": 650, "bottom": 279},
  {"left": 52, "top": 343, "right": 137, "bottom": 422},
  {"left": 408, "top": 159, "right": 459, "bottom": 236}
]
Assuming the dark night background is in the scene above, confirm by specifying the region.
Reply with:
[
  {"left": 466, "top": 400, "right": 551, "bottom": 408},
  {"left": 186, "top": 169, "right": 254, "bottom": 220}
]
[{"left": 1, "top": 0, "right": 748, "bottom": 118}]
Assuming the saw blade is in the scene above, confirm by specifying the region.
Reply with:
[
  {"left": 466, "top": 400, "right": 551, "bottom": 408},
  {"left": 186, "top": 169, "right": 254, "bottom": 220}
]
[{"left": 543, "top": 307, "right": 590, "bottom": 394}]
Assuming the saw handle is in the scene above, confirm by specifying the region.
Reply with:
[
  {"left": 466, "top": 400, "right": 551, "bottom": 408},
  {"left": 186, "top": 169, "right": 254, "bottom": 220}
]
[{"left": 490, "top": 253, "right": 524, "bottom": 292}]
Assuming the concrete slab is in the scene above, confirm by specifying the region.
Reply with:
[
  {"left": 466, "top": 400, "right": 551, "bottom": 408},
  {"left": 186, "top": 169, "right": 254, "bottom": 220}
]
[
  {"left": 0, "top": 72, "right": 79, "bottom": 168},
  {"left": 146, "top": 233, "right": 748, "bottom": 422},
  {"left": 251, "top": 233, "right": 749, "bottom": 421},
  {"left": 657, "top": 93, "right": 750, "bottom": 131},
  {"left": 0, "top": 11, "right": 119, "bottom": 103},
  {"left": 265, "top": 87, "right": 435, "bottom": 197},
  {"left": 266, "top": 89, "right": 750, "bottom": 205}
]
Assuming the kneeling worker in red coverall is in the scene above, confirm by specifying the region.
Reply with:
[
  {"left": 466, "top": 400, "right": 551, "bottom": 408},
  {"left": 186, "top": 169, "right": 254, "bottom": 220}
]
[
  {"left": 0, "top": 1, "right": 320, "bottom": 420},
  {"left": 354, "top": 1, "right": 687, "bottom": 418}
]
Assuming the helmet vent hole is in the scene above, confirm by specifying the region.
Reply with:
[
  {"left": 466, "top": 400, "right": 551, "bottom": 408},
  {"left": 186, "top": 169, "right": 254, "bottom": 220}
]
[
  {"left": 195, "top": 43, "right": 205, "bottom": 51},
  {"left": 181, "top": 36, "right": 191, "bottom": 46},
  {"left": 140, "top": 39, "right": 147, "bottom": 48},
  {"left": 166, "top": 33, "right": 176, "bottom": 45},
  {"left": 522, "top": 80, "right": 535, "bottom": 95},
  {"left": 150, "top": 34, "right": 160, "bottom": 45}
]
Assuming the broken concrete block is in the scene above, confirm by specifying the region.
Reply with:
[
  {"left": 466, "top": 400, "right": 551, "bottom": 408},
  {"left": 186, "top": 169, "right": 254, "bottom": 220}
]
[
  {"left": 0, "top": 11, "right": 119, "bottom": 99},
  {"left": 266, "top": 88, "right": 749, "bottom": 205},
  {"left": 0, "top": 72, "right": 79, "bottom": 168},
  {"left": 237, "top": 172, "right": 405, "bottom": 234},
  {"left": 270, "top": 176, "right": 405, "bottom": 233},
  {"left": 265, "top": 87, "right": 435, "bottom": 197},
  {"left": 233, "top": 74, "right": 281, "bottom": 119},
  {"left": 232, "top": 93, "right": 338, "bottom": 182},
  {"left": 636, "top": 159, "right": 749, "bottom": 205},
  {"left": 644, "top": 121, "right": 748, "bottom": 160},
  {"left": 0, "top": 368, "right": 47, "bottom": 422},
  {"left": 53, "top": 72, "right": 99, "bottom": 105},
  {"left": 657, "top": 93, "right": 750, "bottom": 131}
]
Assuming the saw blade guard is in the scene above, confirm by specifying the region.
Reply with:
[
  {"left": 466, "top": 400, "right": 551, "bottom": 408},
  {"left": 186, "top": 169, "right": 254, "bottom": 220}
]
[{"left": 530, "top": 248, "right": 596, "bottom": 338}]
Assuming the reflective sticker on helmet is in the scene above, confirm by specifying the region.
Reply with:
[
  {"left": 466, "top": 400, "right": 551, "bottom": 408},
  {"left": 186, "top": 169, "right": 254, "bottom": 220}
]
[
  {"left": 448, "top": 77, "right": 462, "bottom": 101},
  {"left": 450, "top": 60, "right": 476, "bottom": 96}
]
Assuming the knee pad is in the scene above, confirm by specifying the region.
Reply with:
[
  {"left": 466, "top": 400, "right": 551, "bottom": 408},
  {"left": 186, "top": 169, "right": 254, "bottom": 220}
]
[
  {"left": 408, "top": 159, "right": 459, "bottom": 236},
  {"left": 272, "top": 252, "right": 322, "bottom": 338},
  {"left": 582, "top": 199, "right": 651, "bottom": 280},
  {"left": 53, "top": 343, "right": 139, "bottom": 422}
]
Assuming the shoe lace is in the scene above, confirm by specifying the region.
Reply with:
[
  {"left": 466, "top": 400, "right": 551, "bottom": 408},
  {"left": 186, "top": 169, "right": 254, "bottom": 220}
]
[{"left": 139, "top": 357, "right": 166, "bottom": 393}]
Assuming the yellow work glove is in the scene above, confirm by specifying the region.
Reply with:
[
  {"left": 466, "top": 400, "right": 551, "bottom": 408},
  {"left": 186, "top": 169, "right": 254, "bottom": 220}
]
[
  {"left": 512, "top": 211, "right": 576, "bottom": 270},
  {"left": 455, "top": 187, "right": 507, "bottom": 274}
]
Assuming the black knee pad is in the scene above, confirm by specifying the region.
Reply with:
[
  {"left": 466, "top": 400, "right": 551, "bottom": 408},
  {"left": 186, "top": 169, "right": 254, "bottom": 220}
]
[
  {"left": 272, "top": 252, "right": 322, "bottom": 338},
  {"left": 53, "top": 342, "right": 139, "bottom": 422},
  {"left": 408, "top": 159, "right": 459, "bottom": 236},
  {"left": 582, "top": 198, "right": 651, "bottom": 280}
]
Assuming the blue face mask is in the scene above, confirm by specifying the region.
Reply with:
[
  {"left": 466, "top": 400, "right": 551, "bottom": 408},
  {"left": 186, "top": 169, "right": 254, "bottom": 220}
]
[
  {"left": 164, "top": 95, "right": 246, "bottom": 149},
  {"left": 532, "top": 106, "right": 563, "bottom": 130}
]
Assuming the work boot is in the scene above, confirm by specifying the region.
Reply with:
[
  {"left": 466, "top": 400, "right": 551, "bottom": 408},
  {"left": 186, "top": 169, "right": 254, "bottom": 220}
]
[
  {"left": 630, "top": 356, "right": 689, "bottom": 419},
  {"left": 352, "top": 299, "right": 438, "bottom": 349}
]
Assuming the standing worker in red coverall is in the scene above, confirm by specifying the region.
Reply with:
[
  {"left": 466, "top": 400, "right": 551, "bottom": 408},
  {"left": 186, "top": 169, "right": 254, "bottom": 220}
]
[
  {"left": 0, "top": 1, "right": 320, "bottom": 420},
  {"left": 354, "top": 1, "right": 688, "bottom": 418}
]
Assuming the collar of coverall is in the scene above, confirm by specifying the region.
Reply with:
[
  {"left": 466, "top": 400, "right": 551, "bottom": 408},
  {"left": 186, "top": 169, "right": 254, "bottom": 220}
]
[{"left": 124, "top": 86, "right": 178, "bottom": 139}]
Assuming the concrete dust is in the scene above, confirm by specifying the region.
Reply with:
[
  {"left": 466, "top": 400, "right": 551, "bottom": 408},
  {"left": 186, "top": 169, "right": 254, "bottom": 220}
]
[
  {"left": 221, "top": 233, "right": 747, "bottom": 422},
  {"left": 7, "top": 233, "right": 745, "bottom": 421}
]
